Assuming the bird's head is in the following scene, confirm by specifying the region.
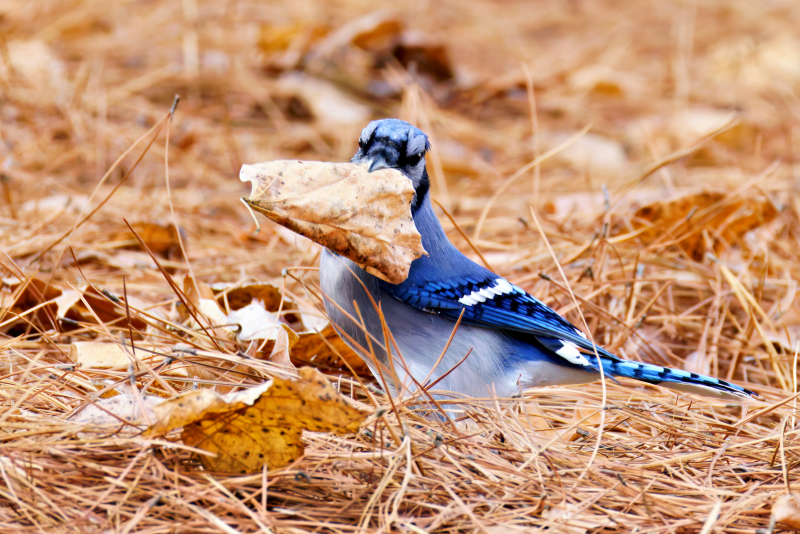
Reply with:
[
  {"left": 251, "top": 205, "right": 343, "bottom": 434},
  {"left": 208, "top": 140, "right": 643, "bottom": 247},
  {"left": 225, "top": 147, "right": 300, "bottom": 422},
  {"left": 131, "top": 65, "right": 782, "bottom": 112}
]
[{"left": 352, "top": 119, "right": 431, "bottom": 211}]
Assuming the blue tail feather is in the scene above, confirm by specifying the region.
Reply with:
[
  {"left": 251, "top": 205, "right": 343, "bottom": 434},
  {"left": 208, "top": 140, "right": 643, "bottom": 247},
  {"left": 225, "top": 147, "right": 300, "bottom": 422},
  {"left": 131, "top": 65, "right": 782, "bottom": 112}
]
[{"left": 601, "top": 358, "right": 756, "bottom": 400}]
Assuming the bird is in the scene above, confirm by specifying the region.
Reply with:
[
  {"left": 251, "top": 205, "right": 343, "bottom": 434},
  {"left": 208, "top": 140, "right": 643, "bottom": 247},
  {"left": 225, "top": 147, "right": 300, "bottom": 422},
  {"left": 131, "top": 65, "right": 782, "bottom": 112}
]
[{"left": 319, "top": 118, "right": 756, "bottom": 402}]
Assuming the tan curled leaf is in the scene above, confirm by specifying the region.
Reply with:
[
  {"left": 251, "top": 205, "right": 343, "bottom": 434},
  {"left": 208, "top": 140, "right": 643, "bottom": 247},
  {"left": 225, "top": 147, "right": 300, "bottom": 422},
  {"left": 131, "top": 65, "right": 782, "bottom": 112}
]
[
  {"left": 240, "top": 160, "right": 426, "bottom": 284},
  {"left": 269, "top": 324, "right": 298, "bottom": 368},
  {"left": 144, "top": 367, "right": 366, "bottom": 473}
]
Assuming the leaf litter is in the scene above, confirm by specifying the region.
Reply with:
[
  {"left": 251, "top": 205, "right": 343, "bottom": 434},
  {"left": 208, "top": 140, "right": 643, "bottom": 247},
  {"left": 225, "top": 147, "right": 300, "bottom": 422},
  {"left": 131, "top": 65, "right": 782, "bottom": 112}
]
[{"left": 1, "top": 0, "right": 799, "bottom": 532}]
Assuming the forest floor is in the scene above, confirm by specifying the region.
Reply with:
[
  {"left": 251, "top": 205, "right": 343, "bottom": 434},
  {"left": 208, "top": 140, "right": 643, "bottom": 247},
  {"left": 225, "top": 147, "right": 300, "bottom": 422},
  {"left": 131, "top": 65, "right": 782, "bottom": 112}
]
[{"left": 1, "top": 0, "right": 800, "bottom": 531}]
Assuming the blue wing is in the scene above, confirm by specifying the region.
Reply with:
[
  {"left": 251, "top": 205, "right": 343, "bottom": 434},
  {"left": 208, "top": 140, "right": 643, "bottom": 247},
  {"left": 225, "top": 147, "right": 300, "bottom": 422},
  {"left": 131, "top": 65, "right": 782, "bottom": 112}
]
[{"left": 378, "top": 272, "right": 620, "bottom": 370}]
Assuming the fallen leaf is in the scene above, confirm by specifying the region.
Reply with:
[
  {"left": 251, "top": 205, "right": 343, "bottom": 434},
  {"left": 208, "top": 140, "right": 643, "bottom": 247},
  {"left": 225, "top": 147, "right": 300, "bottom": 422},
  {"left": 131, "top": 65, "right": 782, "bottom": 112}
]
[
  {"left": 392, "top": 30, "right": 454, "bottom": 83},
  {"left": 258, "top": 23, "right": 329, "bottom": 71},
  {"left": 210, "top": 281, "right": 301, "bottom": 323},
  {"left": 633, "top": 190, "right": 778, "bottom": 261},
  {"left": 183, "top": 279, "right": 300, "bottom": 358},
  {"left": 771, "top": 494, "right": 800, "bottom": 529},
  {"left": 71, "top": 342, "right": 131, "bottom": 369},
  {"left": 241, "top": 160, "right": 426, "bottom": 284},
  {"left": 708, "top": 35, "right": 800, "bottom": 91},
  {"left": 80, "top": 286, "right": 149, "bottom": 331},
  {"left": 520, "top": 400, "right": 558, "bottom": 441},
  {"left": 681, "top": 108, "right": 745, "bottom": 142},
  {"left": 569, "top": 65, "right": 642, "bottom": 97},
  {"left": 274, "top": 73, "right": 371, "bottom": 130},
  {"left": 19, "top": 193, "right": 89, "bottom": 216},
  {"left": 300, "top": 11, "right": 454, "bottom": 95},
  {"left": 352, "top": 18, "right": 403, "bottom": 51},
  {"left": 292, "top": 324, "right": 369, "bottom": 375},
  {"left": 300, "top": 311, "right": 329, "bottom": 333},
  {"left": 54, "top": 290, "right": 82, "bottom": 319},
  {"left": 567, "top": 401, "right": 603, "bottom": 442},
  {"left": 145, "top": 367, "right": 367, "bottom": 473},
  {"left": 1, "top": 275, "right": 74, "bottom": 333},
  {"left": 259, "top": 23, "right": 328, "bottom": 54},
  {"left": 763, "top": 326, "right": 800, "bottom": 353},
  {"left": 0, "top": 276, "right": 153, "bottom": 333},
  {"left": 4, "top": 40, "right": 65, "bottom": 99},
  {"left": 70, "top": 394, "right": 158, "bottom": 429},
  {"left": 197, "top": 299, "right": 230, "bottom": 327},
  {"left": 543, "top": 191, "right": 606, "bottom": 220},
  {"left": 72, "top": 250, "right": 159, "bottom": 271},
  {"left": 228, "top": 299, "right": 281, "bottom": 342},
  {"left": 181, "top": 276, "right": 229, "bottom": 327},
  {"left": 269, "top": 324, "right": 298, "bottom": 368},
  {"left": 116, "top": 221, "right": 185, "bottom": 257},
  {"left": 311, "top": 10, "right": 401, "bottom": 56}
]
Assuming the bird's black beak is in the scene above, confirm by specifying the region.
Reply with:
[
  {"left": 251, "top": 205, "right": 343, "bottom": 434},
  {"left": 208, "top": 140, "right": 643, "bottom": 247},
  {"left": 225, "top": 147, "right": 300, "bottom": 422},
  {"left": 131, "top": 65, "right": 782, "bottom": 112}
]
[{"left": 367, "top": 154, "right": 391, "bottom": 173}]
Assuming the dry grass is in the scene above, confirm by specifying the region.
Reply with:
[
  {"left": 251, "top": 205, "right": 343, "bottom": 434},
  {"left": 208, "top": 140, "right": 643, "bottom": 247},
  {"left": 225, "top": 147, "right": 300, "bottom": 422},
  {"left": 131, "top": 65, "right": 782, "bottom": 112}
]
[{"left": 2, "top": 0, "right": 800, "bottom": 531}]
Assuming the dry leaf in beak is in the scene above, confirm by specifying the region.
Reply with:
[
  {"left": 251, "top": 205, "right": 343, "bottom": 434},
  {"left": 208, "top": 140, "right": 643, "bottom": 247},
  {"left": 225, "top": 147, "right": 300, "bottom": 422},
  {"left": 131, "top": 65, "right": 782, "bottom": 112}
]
[{"left": 240, "top": 160, "right": 426, "bottom": 284}]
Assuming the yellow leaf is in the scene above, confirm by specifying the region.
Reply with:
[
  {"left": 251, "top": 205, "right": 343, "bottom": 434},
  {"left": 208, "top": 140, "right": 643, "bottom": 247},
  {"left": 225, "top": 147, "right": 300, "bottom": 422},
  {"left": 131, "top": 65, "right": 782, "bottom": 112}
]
[
  {"left": 145, "top": 367, "right": 367, "bottom": 473},
  {"left": 240, "top": 160, "right": 427, "bottom": 284}
]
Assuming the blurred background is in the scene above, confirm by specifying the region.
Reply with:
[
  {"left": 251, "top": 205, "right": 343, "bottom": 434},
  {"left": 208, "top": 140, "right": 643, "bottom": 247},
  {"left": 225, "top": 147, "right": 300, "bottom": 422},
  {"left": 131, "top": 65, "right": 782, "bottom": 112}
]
[{"left": 3, "top": 0, "right": 798, "bottom": 219}]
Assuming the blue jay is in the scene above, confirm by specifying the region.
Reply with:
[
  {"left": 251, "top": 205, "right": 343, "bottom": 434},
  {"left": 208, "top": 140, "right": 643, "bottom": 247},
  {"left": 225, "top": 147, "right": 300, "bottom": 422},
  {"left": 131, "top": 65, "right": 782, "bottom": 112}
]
[{"left": 320, "top": 119, "right": 755, "bottom": 401}]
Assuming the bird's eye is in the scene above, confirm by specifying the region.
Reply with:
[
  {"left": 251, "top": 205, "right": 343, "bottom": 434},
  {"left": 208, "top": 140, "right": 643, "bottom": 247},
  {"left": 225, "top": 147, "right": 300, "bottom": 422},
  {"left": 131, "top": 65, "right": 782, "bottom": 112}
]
[{"left": 406, "top": 153, "right": 421, "bottom": 166}]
